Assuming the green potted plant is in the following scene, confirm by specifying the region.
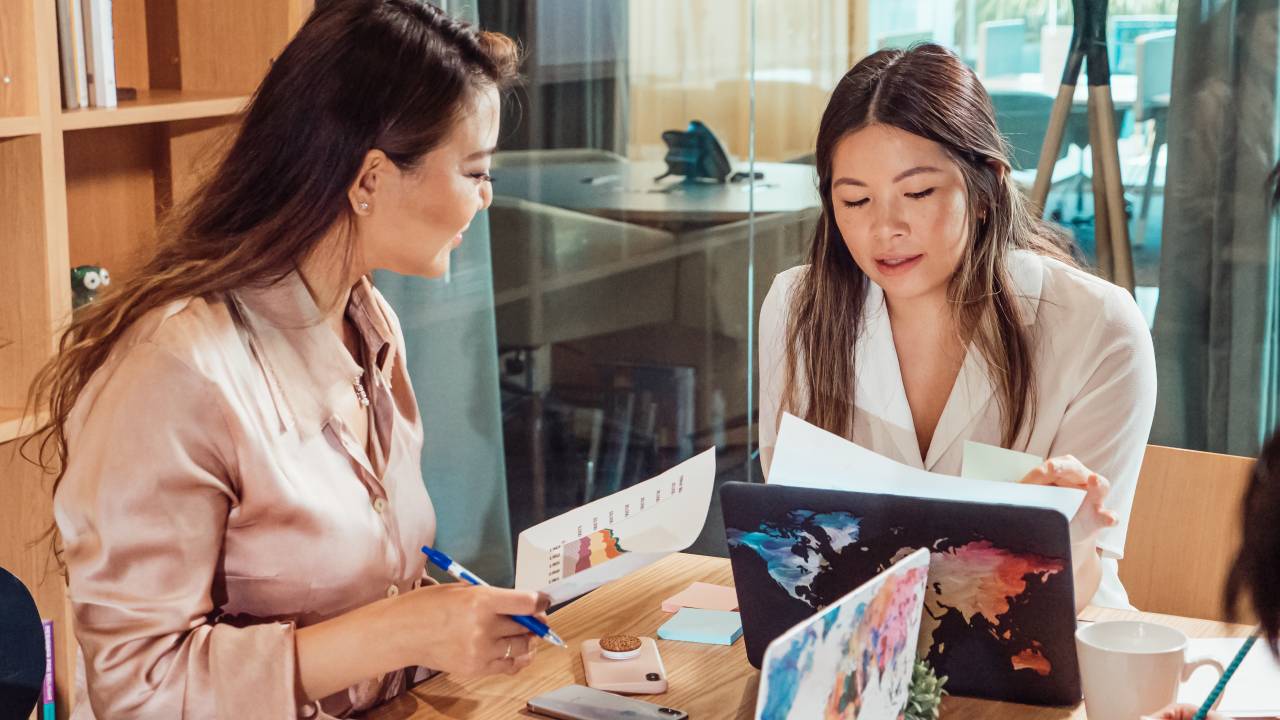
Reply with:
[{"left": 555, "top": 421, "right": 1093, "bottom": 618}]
[{"left": 905, "top": 658, "right": 947, "bottom": 720}]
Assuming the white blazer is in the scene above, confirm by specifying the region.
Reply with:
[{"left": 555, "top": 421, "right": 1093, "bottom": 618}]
[{"left": 758, "top": 250, "right": 1157, "bottom": 608}]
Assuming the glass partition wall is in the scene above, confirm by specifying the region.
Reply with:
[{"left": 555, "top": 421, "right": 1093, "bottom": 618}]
[
  {"left": 475, "top": 0, "right": 813, "bottom": 559},
  {"left": 388, "top": 0, "right": 1273, "bottom": 580}
]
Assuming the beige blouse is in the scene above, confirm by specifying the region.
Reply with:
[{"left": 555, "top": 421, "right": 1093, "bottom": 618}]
[
  {"left": 759, "top": 250, "right": 1157, "bottom": 609},
  {"left": 56, "top": 272, "right": 437, "bottom": 719}
]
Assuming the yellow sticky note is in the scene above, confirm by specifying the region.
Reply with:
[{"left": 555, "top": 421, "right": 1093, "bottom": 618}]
[{"left": 962, "top": 441, "right": 1043, "bottom": 484}]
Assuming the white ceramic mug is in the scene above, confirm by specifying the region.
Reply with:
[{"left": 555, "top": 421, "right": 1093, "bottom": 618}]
[{"left": 1076, "top": 621, "right": 1225, "bottom": 720}]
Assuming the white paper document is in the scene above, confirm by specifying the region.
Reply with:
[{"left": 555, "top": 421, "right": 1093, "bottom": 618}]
[
  {"left": 962, "top": 440, "right": 1044, "bottom": 484},
  {"left": 1177, "top": 638, "right": 1280, "bottom": 717},
  {"left": 514, "top": 448, "right": 716, "bottom": 604},
  {"left": 769, "top": 413, "right": 1085, "bottom": 520}
]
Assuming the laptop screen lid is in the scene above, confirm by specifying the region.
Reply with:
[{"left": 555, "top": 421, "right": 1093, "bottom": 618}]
[
  {"left": 723, "top": 481, "right": 1081, "bottom": 706},
  {"left": 756, "top": 547, "right": 930, "bottom": 719}
]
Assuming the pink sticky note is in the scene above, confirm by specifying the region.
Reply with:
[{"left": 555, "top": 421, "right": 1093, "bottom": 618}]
[{"left": 660, "top": 582, "right": 739, "bottom": 613}]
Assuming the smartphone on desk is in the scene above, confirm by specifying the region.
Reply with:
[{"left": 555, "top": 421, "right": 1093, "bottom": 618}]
[{"left": 527, "top": 684, "right": 689, "bottom": 720}]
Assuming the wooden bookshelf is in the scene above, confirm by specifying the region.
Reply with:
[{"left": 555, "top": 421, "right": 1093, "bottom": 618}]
[
  {"left": 0, "top": 2, "right": 312, "bottom": 718},
  {"left": 0, "top": 408, "right": 32, "bottom": 442},
  {"left": 0, "top": 407, "right": 49, "bottom": 444},
  {"left": 60, "top": 89, "right": 250, "bottom": 130},
  {"left": 0, "top": 115, "right": 42, "bottom": 138}
]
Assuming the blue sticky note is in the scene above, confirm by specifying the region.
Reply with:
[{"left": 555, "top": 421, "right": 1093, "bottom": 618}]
[{"left": 657, "top": 608, "right": 743, "bottom": 645}]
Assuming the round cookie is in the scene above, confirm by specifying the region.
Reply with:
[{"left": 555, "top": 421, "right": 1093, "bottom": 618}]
[{"left": 599, "top": 634, "right": 642, "bottom": 660}]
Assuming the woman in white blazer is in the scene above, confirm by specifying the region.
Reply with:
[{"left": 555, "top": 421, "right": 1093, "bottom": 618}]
[{"left": 758, "top": 44, "right": 1156, "bottom": 610}]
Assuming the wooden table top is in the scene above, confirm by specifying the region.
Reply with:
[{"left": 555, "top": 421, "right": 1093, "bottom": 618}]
[{"left": 366, "top": 553, "right": 1256, "bottom": 720}]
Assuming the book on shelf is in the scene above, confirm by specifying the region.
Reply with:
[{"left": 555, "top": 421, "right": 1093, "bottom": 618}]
[
  {"left": 81, "top": 0, "right": 117, "bottom": 108},
  {"left": 54, "top": 0, "right": 89, "bottom": 109},
  {"left": 41, "top": 620, "right": 55, "bottom": 720}
]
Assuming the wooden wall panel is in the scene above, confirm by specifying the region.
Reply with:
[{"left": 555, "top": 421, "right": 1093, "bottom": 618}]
[
  {"left": 111, "top": 0, "right": 152, "bottom": 92},
  {"left": 175, "top": 0, "right": 291, "bottom": 94},
  {"left": 0, "top": 0, "right": 40, "bottom": 116},
  {"left": 164, "top": 116, "right": 237, "bottom": 208}
]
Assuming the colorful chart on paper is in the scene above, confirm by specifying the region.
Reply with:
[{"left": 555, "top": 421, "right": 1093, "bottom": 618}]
[{"left": 559, "top": 529, "right": 626, "bottom": 578}]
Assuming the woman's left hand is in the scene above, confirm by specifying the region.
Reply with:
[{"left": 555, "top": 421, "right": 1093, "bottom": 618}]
[{"left": 1019, "top": 455, "right": 1118, "bottom": 546}]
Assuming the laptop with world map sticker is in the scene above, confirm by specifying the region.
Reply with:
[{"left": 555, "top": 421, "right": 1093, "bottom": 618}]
[
  {"left": 756, "top": 546, "right": 929, "bottom": 720},
  {"left": 722, "top": 481, "right": 1081, "bottom": 706}
]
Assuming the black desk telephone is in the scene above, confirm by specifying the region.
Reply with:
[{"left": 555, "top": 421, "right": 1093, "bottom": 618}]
[{"left": 656, "top": 120, "right": 732, "bottom": 183}]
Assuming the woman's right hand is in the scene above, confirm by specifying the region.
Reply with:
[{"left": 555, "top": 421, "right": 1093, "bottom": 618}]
[{"left": 389, "top": 583, "right": 551, "bottom": 678}]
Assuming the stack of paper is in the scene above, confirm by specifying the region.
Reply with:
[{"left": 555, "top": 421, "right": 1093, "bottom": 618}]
[
  {"left": 660, "top": 582, "right": 739, "bottom": 613},
  {"left": 769, "top": 413, "right": 1084, "bottom": 519},
  {"left": 658, "top": 608, "right": 743, "bottom": 645},
  {"left": 1177, "top": 638, "right": 1280, "bottom": 717}
]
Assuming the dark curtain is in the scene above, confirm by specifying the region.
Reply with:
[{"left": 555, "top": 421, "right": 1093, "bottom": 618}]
[{"left": 1150, "top": 0, "right": 1280, "bottom": 456}]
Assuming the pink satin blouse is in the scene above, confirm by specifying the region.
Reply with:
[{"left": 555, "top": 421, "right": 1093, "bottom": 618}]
[{"left": 55, "top": 272, "right": 437, "bottom": 719}]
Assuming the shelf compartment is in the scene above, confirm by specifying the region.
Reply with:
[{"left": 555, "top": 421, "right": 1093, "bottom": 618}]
[
  {"left": 0, "top": 135, "right": 53, "bottom": 415},
  {"left": 63, "top": 116, "right": 239, "bottom": 284}
]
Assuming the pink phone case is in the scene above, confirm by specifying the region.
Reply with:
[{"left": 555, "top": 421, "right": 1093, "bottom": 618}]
[{"left": 580, "top": 637, "right": 669, "bottom": 694}]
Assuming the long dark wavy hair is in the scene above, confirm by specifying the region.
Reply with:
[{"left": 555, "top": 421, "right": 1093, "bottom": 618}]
[
  {"left": 23, "top": 0, "right": 520, "bottom": 556},
  {"left": 1223, "top": 163, "right": 1280, "bottom": 653},
  {"left": 1225, "top": 428, "right": 1280, "bottom": 653},
  {"left": 781, "top": 44, "right": 1073, "bottom": 448}
]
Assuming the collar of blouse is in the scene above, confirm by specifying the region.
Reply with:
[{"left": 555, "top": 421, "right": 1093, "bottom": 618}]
[
  {"left": 854, "top": 249, "right": 1046, "bottom": 468},
  {"left": 228, "top": 271, "right": 396, "bottom": 439}
]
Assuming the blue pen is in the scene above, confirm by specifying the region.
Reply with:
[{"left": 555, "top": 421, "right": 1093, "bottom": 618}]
[{"left": 421, "top": 545, "right": 566, "bottom": 648}]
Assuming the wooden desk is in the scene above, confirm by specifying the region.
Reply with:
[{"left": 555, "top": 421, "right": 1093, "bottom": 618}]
[{"left": 367, "top": 554, "right": 1255, "bottom": 720}]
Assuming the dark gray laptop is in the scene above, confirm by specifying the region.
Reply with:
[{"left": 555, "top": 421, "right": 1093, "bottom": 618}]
[{"left": 721, "top": 481, "right": 1082, "bottom": 706}]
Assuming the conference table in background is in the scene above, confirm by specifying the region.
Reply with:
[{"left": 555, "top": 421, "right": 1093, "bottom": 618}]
[
  {"left": 491, "top": 159, "right": 820, "bottom": 229},
  {"left": 366, "top": 553, "right": 1258, "bottom": 720},
  {"left": 981, "top": 72, "right": 1140, "bottom": 108},
  {"left": 486, "top": 158, "right": 821, "bottom": 497}
]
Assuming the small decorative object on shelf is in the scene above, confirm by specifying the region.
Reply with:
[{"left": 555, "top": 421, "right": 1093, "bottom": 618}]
[
  {"left": 71, "top": 265, "right": 111, "bottom": 309},
  {"left": 905, "top": 658, "right": 948, "bottom": 720}
]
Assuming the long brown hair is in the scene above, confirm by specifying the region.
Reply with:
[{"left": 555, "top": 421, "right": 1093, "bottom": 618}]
[
  {"left": 23, "top": 0, "right": 519, "bottom": 544},
  {"left": 781, "top": 44, "right": 1073, "bottom": 448}
]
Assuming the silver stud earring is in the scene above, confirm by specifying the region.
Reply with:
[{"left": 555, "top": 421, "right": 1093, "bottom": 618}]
[{"left": 359, "top": 201, "right": 369, "bottom": 212}]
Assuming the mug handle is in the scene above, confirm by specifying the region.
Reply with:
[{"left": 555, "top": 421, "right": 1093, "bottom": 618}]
[{"left": 1181, "top": 655, "right": 1228, "bottom": 709}]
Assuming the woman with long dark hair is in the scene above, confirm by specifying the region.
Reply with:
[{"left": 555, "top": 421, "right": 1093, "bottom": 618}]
[
  {"left": 758, "top": 44, "right": 1156, "bottom": 610},
  {"left": 1149, "top": 165, "right": 1280, "bottom": 720},
  {"left": 25, "top": 2, "right": 543, "bottom": 717},
  {"left": 1150, "top": 426, "right": 1280, "bottom": 719}
]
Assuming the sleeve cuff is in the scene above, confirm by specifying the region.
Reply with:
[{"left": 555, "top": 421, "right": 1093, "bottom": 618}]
[{"left": 208, "top": 620, "right": 298, "bottom": 719}]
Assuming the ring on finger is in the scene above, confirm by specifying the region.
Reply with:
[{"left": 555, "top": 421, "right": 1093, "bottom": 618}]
[{"left": 503, "top": 639, "right": 512, "bottom": 661}]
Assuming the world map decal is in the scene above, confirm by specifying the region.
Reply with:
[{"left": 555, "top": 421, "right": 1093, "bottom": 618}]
[{"left": 727, "top": 502, "right": 1077, "bottom": 703}]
